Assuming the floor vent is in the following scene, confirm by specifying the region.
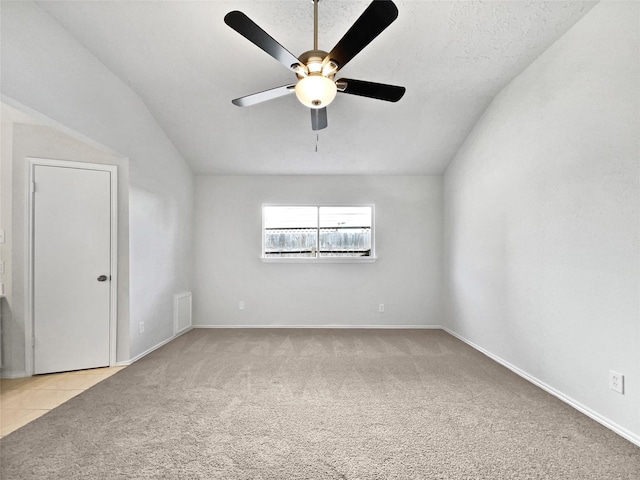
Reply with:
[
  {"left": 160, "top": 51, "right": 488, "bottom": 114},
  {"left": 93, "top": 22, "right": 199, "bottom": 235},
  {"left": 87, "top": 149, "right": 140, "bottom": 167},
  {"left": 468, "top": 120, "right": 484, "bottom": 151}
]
[{"left": 174, "top": 292, "right": 192, "bottom": 335}]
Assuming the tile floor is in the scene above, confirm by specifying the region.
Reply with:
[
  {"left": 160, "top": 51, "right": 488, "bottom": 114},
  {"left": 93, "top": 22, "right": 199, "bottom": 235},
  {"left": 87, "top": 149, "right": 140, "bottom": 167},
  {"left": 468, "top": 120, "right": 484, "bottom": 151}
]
[{"left": 0, "top": 366, "right": 125, "bottom": 438}]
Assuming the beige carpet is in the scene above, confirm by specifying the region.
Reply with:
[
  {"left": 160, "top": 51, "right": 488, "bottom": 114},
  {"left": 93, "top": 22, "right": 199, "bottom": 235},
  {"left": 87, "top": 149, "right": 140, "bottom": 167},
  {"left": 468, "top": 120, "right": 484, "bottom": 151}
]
[{"left": 1, "top": 329, "right": 639, "bottom": 479}]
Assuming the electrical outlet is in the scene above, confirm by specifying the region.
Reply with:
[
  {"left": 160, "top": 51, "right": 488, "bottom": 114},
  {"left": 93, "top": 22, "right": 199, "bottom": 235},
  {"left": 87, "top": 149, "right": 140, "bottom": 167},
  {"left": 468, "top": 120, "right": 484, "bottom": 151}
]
[
  {"left": 239, "top": 301, "right": 245, "bottom": 310},
  {"left": 379, "top": 304, "right": 385, "bottom": 313},
  {"left": 139, "top": 322, "right": 145, "bottom": 334},
  {"left": 609, "top": 371, "right": 624, "bottom": 394}
]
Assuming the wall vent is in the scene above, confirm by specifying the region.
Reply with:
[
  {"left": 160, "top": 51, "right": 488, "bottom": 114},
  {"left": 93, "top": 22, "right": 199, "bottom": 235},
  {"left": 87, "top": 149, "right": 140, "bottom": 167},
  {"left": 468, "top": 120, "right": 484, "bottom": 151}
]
[{"left": 174, "top": 292, "right": 192, "bottom": 335}]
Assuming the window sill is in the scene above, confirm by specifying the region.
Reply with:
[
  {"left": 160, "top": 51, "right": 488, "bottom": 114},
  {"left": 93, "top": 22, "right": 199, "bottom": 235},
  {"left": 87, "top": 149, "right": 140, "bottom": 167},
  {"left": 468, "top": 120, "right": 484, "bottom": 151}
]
[{"left": 261, "top": 256, "right": 377, "bottom": 264}]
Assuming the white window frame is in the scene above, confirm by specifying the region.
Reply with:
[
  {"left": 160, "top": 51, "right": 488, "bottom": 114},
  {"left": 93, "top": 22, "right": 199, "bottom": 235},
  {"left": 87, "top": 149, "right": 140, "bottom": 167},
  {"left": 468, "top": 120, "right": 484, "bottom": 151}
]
[{"left": 261, "top": 204, "right": 377, "bottom": 263}]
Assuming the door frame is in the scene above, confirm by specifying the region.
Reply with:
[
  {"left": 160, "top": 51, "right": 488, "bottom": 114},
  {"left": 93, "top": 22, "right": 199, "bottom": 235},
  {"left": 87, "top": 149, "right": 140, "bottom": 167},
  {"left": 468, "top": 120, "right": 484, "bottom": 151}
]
[{"left": 25, "top": 157, "right": 118, "bottom": 376}]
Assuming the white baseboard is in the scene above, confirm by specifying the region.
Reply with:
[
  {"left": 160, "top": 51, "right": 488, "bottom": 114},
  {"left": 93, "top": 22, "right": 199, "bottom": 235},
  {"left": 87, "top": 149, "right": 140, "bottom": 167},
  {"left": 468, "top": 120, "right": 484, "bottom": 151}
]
[
  {"left": 124, "top": 327, "right": 194, "bottom": 365},
  {"left": 442, "top": 328, "right": 640, "bottom": 448},
  {"left": 175, "top": 326, "right": 192, "bottom": 336},
  {"left": 193, "top": 324, "right": 444, "bottom": 329}
]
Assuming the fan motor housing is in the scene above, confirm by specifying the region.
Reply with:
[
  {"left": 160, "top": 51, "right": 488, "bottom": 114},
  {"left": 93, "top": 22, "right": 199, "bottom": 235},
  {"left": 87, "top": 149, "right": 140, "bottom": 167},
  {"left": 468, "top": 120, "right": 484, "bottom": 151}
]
[{"left": 296, "top": 50, "right": 337, "bottom": 79}]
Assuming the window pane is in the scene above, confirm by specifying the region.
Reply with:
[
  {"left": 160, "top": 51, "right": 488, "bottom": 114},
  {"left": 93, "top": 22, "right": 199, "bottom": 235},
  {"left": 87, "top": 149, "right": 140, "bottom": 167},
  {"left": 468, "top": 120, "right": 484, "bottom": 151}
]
[
  {"left": 264, "top": 206, "right": 317, "bottom": 258},
  {"left": 319, "top": 207, "right": 372, "bottom": 257}
]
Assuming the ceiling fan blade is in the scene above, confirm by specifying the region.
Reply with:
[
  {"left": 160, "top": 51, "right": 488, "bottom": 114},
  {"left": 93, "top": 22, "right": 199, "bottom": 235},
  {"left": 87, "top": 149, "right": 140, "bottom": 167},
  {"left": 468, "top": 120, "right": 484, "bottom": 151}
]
[
  {"left": 325, "top": 0, "right": 398, "bottom": 71},
  {"left": 232, "top": 84, "right": 296, "bottom": 107},
  {"left": 224, "top": 11, "right": 302, "bottom": 72},
  {"left": 336, "top": 78, "right": 405, "bottom": 102},
  {"left": 311, "top": 108, "right": 328, "bottom": 131}
]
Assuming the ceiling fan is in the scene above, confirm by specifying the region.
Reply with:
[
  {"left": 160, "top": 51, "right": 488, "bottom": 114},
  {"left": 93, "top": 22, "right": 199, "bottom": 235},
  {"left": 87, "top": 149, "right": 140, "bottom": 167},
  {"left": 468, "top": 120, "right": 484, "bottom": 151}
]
[{"left": 224, "top": 0, "right": 406, "bottom": 131}]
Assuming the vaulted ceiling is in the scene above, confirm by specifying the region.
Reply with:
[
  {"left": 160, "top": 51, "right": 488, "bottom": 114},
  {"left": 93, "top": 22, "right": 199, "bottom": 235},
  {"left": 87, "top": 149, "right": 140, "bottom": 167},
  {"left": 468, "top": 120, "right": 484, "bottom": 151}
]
[{"left": 36, "top": 1, "right": 596, "bottom": 175}]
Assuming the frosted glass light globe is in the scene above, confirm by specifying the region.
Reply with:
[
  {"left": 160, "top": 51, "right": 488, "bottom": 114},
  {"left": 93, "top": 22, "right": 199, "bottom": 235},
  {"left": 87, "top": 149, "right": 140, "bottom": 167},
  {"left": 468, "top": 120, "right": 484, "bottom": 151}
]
[{"left": 295, "top": 75, "right": 337, "bottom": 109}]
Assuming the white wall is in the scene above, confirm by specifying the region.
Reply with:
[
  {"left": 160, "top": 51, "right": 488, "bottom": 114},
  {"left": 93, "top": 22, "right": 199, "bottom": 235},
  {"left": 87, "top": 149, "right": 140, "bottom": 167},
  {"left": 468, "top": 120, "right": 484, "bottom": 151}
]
[
  {"left": 0, "top": 106, "right": 34, "bottom": 327},
  {"left": 194, "top": 176, "right": 442, "bottom": 327},
  {"left": 0, "top": 106, "right": 34, "bottom": 369},
  {"left": 444, "top": 0, "right": 639, "bottom": 443},
  {"left": 1, "top": 1, "right": 194, "bottom": 365}
]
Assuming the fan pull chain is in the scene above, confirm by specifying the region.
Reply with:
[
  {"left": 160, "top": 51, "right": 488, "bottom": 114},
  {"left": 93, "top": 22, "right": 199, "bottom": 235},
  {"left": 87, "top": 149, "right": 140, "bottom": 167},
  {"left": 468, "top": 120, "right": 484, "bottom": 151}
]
[{"left": 315, "top": 133, "right": 319, "bottom": 153}]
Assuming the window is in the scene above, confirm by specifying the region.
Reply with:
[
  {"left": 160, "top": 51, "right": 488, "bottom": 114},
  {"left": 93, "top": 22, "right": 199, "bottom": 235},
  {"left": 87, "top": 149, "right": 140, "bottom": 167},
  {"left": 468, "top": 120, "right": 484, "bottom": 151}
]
[{"left": 263, "top": 205, "right": 374, "bottom": 261}]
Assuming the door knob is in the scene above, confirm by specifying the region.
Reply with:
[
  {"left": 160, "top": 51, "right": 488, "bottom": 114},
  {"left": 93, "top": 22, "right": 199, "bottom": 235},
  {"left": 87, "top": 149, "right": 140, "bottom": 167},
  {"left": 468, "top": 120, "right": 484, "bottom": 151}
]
[{"left": 97, "top": 275, "right": 108, "bottom": 282}]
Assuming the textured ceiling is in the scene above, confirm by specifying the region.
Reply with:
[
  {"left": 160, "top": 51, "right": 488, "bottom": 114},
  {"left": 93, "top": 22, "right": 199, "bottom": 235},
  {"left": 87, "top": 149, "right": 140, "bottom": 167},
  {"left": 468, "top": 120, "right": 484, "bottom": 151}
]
[{"left": 36, "top": 1, "right": 596, "bottom": 175}]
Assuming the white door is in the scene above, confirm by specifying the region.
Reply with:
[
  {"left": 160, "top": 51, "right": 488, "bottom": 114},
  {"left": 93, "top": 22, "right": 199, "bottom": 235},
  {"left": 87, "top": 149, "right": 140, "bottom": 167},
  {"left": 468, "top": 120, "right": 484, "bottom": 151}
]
[{"left": 33, "top": 164, "right": 112, "bottom": 374}]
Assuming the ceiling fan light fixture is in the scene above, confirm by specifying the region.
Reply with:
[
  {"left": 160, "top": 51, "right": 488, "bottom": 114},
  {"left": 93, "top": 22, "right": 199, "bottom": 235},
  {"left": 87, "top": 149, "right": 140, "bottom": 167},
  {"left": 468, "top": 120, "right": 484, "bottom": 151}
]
[{"left": 295, "top": 74, "right": 337, "bottom": 108}]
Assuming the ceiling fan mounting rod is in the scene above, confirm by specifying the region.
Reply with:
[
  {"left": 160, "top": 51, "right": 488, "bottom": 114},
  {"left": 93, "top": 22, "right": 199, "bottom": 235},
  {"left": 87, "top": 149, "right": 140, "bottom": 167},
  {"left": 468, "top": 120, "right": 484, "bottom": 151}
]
[{"left": 313, "top": 0, "right": 319, "bottom": 51}]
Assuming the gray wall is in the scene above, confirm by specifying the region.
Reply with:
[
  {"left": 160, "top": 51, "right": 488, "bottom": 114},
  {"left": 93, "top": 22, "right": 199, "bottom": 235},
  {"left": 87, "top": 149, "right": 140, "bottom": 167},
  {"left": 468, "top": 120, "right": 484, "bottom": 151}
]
[
  {"left": 1, "top": 1, "right": 194, "bottom": 364},
  {"left": 194, "top": 176, "right": 443, "bottom": 327},
  {"left": 443, "top": 1, "right": 639, "bottom": 441}
]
